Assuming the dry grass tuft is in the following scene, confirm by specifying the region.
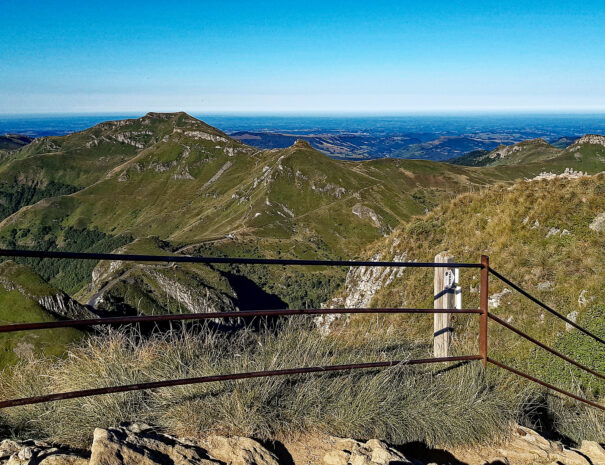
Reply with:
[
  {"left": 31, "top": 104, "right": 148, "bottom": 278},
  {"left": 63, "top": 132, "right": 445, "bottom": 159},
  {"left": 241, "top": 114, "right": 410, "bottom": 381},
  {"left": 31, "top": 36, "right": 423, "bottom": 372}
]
[{"left": 0, "top": 321, "right": 520, "bottom": 448}]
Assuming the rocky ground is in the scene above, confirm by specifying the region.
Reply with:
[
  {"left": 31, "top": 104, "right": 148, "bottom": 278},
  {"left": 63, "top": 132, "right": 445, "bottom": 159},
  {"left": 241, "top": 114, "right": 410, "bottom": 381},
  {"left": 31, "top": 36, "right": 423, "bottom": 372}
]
[{"left": 1, "top": 424, "right": 604, "bottom": 465}]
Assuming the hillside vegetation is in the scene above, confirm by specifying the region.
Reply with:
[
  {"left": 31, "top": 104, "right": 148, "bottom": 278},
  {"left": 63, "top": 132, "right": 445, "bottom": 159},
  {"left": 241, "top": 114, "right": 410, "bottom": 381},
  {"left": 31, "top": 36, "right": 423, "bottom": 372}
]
[
  {"left": 0, "top": 112, "right": 567, "bottom": 312},
  {"left": 449, "top": 135, "right": 605, "bottom": 168},
  {"left": 0, "top": 113, "right": 603, "bottom": 370},
  {"left": 1, "top": 113, "right": 603, "bottom": 307},
  {"left": 335, "top": 174, "right": 604, "bottom": 406},
  {"left": 0, "top": 261, "right": 89, "bottom": 368},
  {"left": 0, "top": 322, "right": 522, "bottom": 448},
  {"left": 0, "top": 116, "right": 604, "bottom": 447}
]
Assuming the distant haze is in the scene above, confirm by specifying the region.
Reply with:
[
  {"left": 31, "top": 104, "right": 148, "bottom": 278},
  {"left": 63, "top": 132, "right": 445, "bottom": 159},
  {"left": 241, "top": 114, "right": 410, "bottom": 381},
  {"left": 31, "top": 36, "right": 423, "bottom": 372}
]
[
  {"left": 3, "top": 113, "right": 605, "bottom": 161},
  {"left": 2, "top": 113, "right": 605, "bottom": 138}
]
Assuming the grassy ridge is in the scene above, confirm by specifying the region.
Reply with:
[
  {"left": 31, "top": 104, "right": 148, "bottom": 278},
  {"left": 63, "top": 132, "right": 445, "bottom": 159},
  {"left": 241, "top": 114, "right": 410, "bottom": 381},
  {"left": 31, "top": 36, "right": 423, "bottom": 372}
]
[
  {"left": 346, "top": 174, "right": 604, "bottom": 405},
  {"left": 449, "top": 136, "right": 605, "bottom": 169}
]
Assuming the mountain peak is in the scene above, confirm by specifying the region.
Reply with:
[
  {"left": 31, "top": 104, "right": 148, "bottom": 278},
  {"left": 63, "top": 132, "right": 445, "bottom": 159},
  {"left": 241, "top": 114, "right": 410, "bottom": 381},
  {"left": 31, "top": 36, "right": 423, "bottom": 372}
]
[
  {"left": 519, "top": 138, "right": 550, "bottom": 146},
  {"left": 291, "top": 139, "right": 312, "bottom": 149},
  {"left": 143, "top": 111, "right": 189, "bottom": 120}
]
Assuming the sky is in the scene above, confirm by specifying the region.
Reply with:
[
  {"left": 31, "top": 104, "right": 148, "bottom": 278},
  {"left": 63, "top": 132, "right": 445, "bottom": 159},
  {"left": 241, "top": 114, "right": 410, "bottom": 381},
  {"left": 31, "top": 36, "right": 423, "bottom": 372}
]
[{"left": 1, "top": 0, "right": 605, "bottom": 114}]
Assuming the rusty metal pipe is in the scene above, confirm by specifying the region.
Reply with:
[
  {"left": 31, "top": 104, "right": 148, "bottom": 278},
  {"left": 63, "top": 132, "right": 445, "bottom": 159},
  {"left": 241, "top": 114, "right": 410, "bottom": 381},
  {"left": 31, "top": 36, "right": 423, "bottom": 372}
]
[
  {"left": 488, "top": 313, "right": 605, "bottom": 381},
  {"left": 487, "top": 358, "right": 605, "bottom": 412},
  {"left": 0, "top": 249, "right": 483, "bottom": 268},
  {"left": 0, "top": 308, "right": 482, "bottom": 334},
  {"left": 0, "top": 355, "right": 482, "bottom": 409},
  {"left": 479, "top": 255, "right": 489, "bottom": 367}
]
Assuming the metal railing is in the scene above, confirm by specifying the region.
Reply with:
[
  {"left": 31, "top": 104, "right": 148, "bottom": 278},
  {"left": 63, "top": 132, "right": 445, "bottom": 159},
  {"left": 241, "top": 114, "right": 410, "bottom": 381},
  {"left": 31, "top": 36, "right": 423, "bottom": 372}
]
[
  {"left": 0, "top": 250, "right": 602, "bottom": 413},
  {"left": 485, "top": 259, "right": 605, "bottom": 412}
]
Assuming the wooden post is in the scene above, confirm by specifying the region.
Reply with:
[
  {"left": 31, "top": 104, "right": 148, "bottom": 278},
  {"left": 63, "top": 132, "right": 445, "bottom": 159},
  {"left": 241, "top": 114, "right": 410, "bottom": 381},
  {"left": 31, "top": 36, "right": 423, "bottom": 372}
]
[
  {"left": 434, "top": 252, "right": 455, "bottom": 358},
  {"left": 479, "top": 255, "right": 489, "bottom": 367}
]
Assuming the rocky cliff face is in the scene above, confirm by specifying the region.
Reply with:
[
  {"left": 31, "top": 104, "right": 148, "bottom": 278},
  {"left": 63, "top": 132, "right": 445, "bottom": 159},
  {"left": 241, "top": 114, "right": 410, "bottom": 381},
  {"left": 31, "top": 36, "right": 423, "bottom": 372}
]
[
  {"left": 85, "top": 240, "right": 239, "bottom": 317},
  {"left": 36, "top": 293, "right": 96, "bottom": 320},
  {"left": 315, "top": 251, "right": 408, "bottom": 335},
  {"left": 342, "top": 252, "right": 408, "bottom": 309},
  {"left": 0, "top": 261, "right": 95, "bottom": 321}
]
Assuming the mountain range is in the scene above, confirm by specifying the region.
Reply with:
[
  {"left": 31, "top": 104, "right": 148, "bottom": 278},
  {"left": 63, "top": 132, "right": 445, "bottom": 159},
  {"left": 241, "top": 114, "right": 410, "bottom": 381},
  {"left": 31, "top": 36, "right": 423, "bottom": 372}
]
[
  {"left": 448, "top": 135, "right": 605, "bottom": 167},
  {"left": 0, "top": 112, "right": 603, "bottom": 367},
  {"left": 230, "top": 131, "right": 526, "bottom": 161}
]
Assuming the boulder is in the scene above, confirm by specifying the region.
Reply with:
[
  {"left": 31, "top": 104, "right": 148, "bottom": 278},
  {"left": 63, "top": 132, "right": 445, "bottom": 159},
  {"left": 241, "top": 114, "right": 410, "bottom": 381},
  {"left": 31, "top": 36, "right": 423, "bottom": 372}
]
[
  {"left": 89, "top": 424, "right": 221, "bottom": 465},
  {"left": 322, "top": 438, "right": 412, "bottom": 465},
  {"left": 579, "top": 441, "right": 605, "bottom": 465},
  {"left": 590, "top": 212, "right": 605, "bottom": 232},
  {"left": 199, "top": 435, "right": 280, "bottom": 465},
  {"left": 495, "top": 426, "right": 590, "bottom": 465},
  {"left": 89, "top": 423, "right": 280, "bottom": 465},
  {"left": 0, "top": 439, "right": 87, "bottom": 465}
]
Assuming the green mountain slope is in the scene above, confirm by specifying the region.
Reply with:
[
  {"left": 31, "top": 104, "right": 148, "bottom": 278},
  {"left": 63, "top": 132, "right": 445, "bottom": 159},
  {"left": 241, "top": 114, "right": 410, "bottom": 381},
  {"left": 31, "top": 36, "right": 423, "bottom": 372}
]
[
  {"left": 449, "top": 134, "right": 605, "bottom": 170},
  {"left": 0, "top": 114, "right": 604, "bottom": 374},
  {"left": 449, "top": 138, "right": 562, "bottom": 166},
  {"left": 0, "top": 112, "right": 238, "bottom": 222},
  {"left": 0, "top": 117, "right": 525, "bottom": 311},
  {"left": 1, "top": 113, "right": 603, "bottom": 311},
  {"left": 337, "top": 173, "right": 604, "bottom": 396},
  {"left": 0, "top": 261, "right": 89, "bottom": 368}
]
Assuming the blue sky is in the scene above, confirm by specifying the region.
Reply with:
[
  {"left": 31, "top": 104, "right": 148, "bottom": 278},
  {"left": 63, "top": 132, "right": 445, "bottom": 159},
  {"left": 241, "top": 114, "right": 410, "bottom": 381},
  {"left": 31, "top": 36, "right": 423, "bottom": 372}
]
[{"left": 1, "top": 0, "right": 605, "bottom": 114}]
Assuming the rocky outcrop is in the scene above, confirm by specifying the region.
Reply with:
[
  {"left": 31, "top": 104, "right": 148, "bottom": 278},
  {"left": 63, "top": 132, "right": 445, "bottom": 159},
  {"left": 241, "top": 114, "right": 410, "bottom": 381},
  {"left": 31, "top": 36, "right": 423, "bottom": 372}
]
[
  {"left": 322, "top": 438, "right": 412, "bottom": 465},
  {"left": 529, "top": 167, "right": 589, "bottom": 181},
  {"left": 488, "top": 288, "right": 512, "bottom": 309},
  {"left": 0, "top": 439, "right": 88, "bottom": 465},
  {"left": 146, "top": 269, "right": 238, "bottom": 315},
  {"left": 89, "top": 424, "right": 219, "bottom": 465},
  {"left": 492, "top": 426, "right": 604, "bottom": 465},
  {"left": 490, "top": 138, "right": 550, "bottom": 160},
  {"left": 352, "top": 204, "right": 383, "bottom": 230},
  {"left": 88, "top": 424, "right": 279, "bottom": 465},
  {"left": 571, "top": 134, "right": 605, "bottom": 148},
  {"left": 37, "top": 293, "right": 96, "bottom": 320},
  {"left": 590, "top": 212, "right": 605, "bottom": 232},
  {"left": 315, "top": 252, "right": 408, "bottom": 335},
  {"left": 197, "top": 436, "right": 280, "bottom": 465},
  {"left": 0, "top": 268, "right": 95, "bottom": 321},
  {"left": 343, "top": 252, "right": 408, "bottom": 309},
  {"left": 3, "top": 425, "right": 605, "bottom": 465}
]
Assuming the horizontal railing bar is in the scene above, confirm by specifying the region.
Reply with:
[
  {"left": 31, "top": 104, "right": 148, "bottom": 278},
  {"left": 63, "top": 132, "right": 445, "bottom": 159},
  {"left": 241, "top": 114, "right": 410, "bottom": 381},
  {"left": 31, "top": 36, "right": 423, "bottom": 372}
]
[
  {"left": 488, "top": 313, "right": 605, "bottom": 381},
  {"left": 0, "top": 355, "right": 482, "bottom": 408},
  {"left": 488, "top": 267, "right": 605, "bottom": 346},
  {"left": 0, "top": 308, "right": 482, "bottom": 333},
  {"left": 487, "top": 358, "right": 605, "bottom": 412},
  {"left": 0, "top": 249, "right": 483, "bottom": 268}
]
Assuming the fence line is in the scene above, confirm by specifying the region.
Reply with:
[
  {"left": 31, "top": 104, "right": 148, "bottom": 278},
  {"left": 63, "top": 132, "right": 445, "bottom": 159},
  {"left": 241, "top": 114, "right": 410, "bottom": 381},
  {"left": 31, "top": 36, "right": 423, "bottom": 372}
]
[
  {"left": 488, "top": 312, "right": 605, "bottom": 381},
  {"left": 0, "top": 250, "right": 602, "bottom": 414},
  {"left": 487, "top": 358, "right": 605, "bottom": 412},
  {"left": 489, "top": 267, "right": 605, "bottom": 345}
]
